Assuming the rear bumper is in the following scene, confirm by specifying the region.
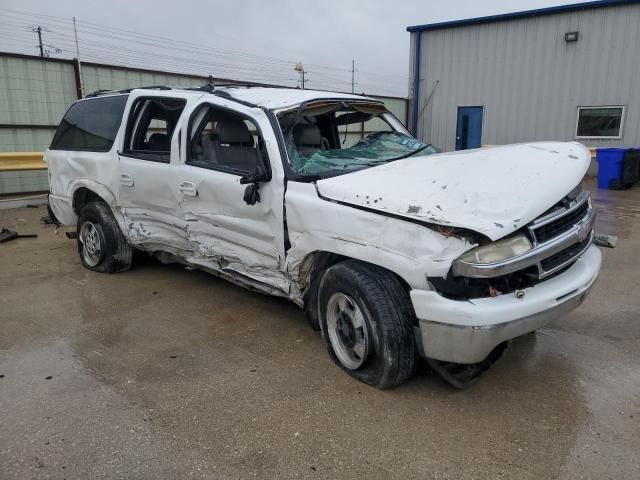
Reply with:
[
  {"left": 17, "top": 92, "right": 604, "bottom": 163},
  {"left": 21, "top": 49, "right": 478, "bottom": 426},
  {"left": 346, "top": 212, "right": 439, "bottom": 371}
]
[{"left": 411, "top": 245, "right": 601, "bottom": 363}]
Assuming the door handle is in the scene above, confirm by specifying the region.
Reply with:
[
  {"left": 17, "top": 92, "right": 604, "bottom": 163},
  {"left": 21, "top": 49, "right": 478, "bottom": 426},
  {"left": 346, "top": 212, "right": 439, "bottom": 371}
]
[
  {"left": 179, "top": 181, "right": 197, "bottom": 197},
  {"left": 119, "top": 173, "right": 134, "bottom": 187}
]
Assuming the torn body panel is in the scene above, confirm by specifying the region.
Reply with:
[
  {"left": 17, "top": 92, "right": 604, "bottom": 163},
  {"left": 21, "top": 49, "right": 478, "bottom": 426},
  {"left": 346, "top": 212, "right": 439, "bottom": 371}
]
[{"left": 284, "top": 181, "right": 474, "bottom": 300}]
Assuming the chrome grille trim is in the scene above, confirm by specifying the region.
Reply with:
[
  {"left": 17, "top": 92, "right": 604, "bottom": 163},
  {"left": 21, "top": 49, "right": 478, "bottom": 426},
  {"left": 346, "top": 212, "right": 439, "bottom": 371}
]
[
  {"left": 452, "top": 192, "right": 595, "bottom": 279},
  {"left": 528, "top": 190, "right": 590, "bottom": 244}
]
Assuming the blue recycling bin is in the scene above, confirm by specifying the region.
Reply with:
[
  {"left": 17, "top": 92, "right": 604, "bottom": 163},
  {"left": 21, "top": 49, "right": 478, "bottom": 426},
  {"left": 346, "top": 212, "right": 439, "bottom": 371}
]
[{"left": 596, "top": 148, "right": 626, "bottom": 189}]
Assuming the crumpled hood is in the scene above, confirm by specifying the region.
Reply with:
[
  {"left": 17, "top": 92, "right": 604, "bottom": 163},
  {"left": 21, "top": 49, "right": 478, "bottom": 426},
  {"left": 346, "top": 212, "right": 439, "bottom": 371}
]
[{"left": 315, "top": 142, "right": 590, "bottom": 241}]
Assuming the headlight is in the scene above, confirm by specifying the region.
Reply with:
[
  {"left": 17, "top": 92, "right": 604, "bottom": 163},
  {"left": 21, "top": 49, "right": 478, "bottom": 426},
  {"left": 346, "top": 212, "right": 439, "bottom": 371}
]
[{"left": 453, "top": 234, "right": 533, "bottom": 275}]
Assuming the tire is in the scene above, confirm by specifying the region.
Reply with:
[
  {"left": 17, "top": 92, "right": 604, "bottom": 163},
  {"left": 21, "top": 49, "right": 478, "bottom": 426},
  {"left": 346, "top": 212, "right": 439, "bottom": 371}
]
[
  {"left": 318, "top": 260, "right": 417, "bottom": 389},
  {"left": 76, "top": 201, "right": 133, "bottom": 273}
]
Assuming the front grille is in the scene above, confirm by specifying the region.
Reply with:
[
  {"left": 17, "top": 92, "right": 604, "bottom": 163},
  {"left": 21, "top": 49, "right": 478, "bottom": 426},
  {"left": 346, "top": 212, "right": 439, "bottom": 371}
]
[
  {"left": 541, "top": 235, "right": 591, "bottom": 272},
  {"left": 532, "top": 200, "right": 589, "bottom": 244},
  {"left": 446, "top": 189, "right": 594, "bottom": 298}
]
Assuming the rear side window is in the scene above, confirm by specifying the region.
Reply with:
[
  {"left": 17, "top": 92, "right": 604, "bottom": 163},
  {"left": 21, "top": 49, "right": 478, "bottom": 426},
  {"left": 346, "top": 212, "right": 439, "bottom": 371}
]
[
  {"left": 123, "top": 97, "right": 187, "bottom": 163},
  {"left": 50, "top": 95, "right": 128, "bottom": 151}
]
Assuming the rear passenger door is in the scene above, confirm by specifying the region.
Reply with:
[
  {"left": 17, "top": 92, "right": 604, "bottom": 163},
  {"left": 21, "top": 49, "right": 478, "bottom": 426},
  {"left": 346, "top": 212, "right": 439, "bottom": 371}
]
[
  {"left": 118, "top": 95, "right": 190, "bottom": 251},
  {"left": 175, "top": 99, "right": 288, "bottom": 292}
]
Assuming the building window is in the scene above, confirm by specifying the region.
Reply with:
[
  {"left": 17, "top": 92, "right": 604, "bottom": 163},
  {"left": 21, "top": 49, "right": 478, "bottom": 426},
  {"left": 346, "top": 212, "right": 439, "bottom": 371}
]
[{"left": 576, "top": 106, "right": 625, "bottom": 139}]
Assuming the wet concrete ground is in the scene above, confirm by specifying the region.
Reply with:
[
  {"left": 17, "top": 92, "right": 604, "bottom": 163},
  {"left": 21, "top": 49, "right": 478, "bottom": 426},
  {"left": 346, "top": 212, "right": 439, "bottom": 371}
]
[{"left": 1, "top": 179, "right": 639, "bottom": 479}]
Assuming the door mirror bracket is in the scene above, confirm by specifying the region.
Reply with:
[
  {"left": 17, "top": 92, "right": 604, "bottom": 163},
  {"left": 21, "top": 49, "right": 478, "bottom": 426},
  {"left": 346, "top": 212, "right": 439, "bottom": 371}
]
[{"left": 239, "top": 167, "right": 268, "bottom": 185}]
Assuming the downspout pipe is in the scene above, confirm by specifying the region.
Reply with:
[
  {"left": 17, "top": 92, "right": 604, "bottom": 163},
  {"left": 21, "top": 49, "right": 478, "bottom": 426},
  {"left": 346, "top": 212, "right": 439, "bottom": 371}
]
[{"left": 411, "top": 32, "right": 421, "bottom": 137}]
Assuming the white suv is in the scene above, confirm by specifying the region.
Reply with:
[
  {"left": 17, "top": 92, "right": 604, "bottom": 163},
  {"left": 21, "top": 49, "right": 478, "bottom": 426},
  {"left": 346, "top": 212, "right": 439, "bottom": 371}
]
[{"left": 46, "top": 85, "right": 601, "bottom": 388}]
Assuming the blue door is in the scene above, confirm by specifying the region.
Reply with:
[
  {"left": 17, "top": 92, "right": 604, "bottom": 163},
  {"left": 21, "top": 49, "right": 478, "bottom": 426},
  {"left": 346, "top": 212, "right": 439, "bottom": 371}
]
[{"left": 455, "top": 106, "right": 483, "bottom": 150}]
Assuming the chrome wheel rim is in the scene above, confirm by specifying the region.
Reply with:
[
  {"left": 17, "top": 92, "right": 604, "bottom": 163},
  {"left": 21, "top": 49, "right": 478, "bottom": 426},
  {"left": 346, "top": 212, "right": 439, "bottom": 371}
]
[
  {"left": 326, "top": 292, "right": 369, "bottom": 370},
  {"left": 79, "top": 221, "right": 102, "bottom": 267}
]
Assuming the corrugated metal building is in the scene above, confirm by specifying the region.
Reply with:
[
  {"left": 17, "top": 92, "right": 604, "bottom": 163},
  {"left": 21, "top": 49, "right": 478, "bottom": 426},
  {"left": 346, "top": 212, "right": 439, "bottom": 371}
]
[
  {"left": 0, "top": 52, "right": 408, "bottom": 194},
  {"left": 407, "top": 0, "right": 640, "bottom": 172}
]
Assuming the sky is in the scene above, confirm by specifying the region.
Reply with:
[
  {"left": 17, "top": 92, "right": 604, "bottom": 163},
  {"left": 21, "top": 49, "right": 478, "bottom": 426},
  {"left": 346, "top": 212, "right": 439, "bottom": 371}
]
[{"left": 0, "top": 0, "right": 595, "bottom": 97}]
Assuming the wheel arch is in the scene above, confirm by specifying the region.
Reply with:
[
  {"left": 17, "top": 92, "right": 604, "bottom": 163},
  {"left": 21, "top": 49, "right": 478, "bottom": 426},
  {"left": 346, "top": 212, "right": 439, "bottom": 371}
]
[
  {"left": 69, "top": 180, "right": 127, "bottom": 236},
  {"left": 296, "top": 249, "right": 416, "bottom": 328},
  {"left": 296, "top": 247, "right": 414, "bottom": 296}
]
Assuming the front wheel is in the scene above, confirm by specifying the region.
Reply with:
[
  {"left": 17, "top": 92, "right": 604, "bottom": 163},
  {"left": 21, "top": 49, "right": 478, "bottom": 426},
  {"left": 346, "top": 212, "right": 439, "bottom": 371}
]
[
  {"left": 318, "top": 260, "right": 417, "bottom": 389},
  {"left": 76, "top": 201, "right": 133, "bottom": 273}
]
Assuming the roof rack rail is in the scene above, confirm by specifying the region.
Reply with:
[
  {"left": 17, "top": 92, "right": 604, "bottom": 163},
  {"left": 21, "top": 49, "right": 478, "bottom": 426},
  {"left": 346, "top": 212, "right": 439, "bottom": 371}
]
[
  {"left": 85, "top": 85, "right": 172, "bottom": 98},
  {"left": 85, "top": 89, "right": 112, "bottom": 98},
  {"left": 184, "top": 83, "right": 216, "bottom": 93},
  {"left": 184, "top": 80, "right": 262, "bottom": 93}
]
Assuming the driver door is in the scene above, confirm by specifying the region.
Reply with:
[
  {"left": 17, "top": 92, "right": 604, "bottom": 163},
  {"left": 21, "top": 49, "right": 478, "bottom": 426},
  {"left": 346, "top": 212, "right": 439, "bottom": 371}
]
[{"left": 174, "top": 99, "right": 288, "bottom": 292}]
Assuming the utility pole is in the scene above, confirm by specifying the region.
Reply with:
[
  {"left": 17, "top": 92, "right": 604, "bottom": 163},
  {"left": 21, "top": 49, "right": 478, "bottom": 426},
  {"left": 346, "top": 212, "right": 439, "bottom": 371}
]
[
  {"left": 33, "top": 26, "right": 44, "bottom": 57},
  {"left": 72, "top": 17, "right": 84, "bottom": 97},
  {"left": 351, "top": 59, "right": 355, "bottom": 94}
]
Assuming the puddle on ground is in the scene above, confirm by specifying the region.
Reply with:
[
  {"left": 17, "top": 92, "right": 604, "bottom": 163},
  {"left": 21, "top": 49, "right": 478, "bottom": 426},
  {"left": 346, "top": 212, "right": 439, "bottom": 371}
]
[{"left": 585, "top": 181, "right": 640, "bottom": 239}]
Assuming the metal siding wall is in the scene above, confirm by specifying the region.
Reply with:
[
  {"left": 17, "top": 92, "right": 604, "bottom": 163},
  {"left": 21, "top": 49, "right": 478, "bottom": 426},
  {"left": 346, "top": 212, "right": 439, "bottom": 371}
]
[
  {"left": 338, "top": 96, "right": 409, "bottom": 147},
  {"left": 81, "top": 65, "right": 207, "bottom": 94},
  {"left": 416, "top": 4, "right": 640, "bottom": 152},
  {"left": 0, "top": 57, "right": 75, "bottom": 193},
  {"left": 375, "top": 96, "right": 408, "bottom": 124},
  {"left": 0, "top": 128, "right": 56, "bottom": 152},
  {"left": 0, "top": 56, "right": 77, "bottom": 125},
  {"left": 0, "top": 170, "right": 49, "bottom": 194}
]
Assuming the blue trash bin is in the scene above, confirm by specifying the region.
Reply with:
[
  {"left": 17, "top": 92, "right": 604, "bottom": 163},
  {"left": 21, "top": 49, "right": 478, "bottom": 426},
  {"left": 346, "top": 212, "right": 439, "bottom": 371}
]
[{"left": 596, "top": 148, "right": 627, "bottom": 189}]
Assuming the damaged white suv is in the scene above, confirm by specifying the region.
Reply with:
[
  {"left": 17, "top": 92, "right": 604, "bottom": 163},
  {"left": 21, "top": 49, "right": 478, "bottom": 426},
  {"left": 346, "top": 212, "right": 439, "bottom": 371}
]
[{"left": 46, "top": 85, "right": 601, "bottom": 388}]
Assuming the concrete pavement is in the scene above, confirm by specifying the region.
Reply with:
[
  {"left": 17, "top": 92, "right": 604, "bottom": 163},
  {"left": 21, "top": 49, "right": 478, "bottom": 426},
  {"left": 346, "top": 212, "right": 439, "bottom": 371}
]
[{"left": 1, "top": 180, "right": 639, "bottom": 479}]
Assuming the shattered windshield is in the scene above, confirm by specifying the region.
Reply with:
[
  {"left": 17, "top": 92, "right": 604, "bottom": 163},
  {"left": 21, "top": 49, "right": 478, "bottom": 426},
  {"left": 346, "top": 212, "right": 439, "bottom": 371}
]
[{"left": 278, "top": 101, "right": 439, "bottom": 177}]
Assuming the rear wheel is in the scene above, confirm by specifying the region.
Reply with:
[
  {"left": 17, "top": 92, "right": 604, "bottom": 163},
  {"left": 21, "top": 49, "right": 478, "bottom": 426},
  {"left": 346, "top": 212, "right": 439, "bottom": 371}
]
[
  {"left": 76, "top": 201, "right": 133, "bottom": 273},
  {"left": 318, "top": 260, "right": 417, "bottom": 389}
]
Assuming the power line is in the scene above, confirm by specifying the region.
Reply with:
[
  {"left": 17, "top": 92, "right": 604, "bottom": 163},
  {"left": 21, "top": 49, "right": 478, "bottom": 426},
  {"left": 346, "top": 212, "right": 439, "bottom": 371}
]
[
  {"left": 2, "top": 8, "right": 407, "bottom": 83},
  {"left": 0, "top": 8, "right": 407, "bottom": 96}
]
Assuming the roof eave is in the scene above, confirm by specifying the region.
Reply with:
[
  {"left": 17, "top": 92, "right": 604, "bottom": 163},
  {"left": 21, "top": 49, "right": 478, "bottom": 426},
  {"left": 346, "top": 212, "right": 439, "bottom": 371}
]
[{"left": 406, "top": 0, "right": 640, "bottom": 33}]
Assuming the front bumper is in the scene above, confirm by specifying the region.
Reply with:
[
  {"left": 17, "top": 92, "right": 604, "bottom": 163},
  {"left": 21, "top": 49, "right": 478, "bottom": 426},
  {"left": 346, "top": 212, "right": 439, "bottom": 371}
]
[{"left": 411, "top": 245, "right": 601, "bottom": 364}]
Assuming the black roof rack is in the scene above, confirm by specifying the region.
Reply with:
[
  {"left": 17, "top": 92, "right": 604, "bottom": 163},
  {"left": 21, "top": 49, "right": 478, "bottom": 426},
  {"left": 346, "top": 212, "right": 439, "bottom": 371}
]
[{"left": 85, "top": 85, "right": 172, "bottom": 98}]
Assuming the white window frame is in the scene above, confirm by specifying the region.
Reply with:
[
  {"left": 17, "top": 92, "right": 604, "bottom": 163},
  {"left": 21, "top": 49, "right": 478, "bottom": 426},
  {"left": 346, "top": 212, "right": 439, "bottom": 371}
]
[{"left": 575, "top": 105, "right": 625, "bottom": 140}]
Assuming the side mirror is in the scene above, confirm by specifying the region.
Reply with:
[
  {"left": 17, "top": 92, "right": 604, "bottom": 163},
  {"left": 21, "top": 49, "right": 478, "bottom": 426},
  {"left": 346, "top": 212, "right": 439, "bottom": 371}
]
[{"left": 240, "top": 166, "right": 268, "bottom": 206}]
